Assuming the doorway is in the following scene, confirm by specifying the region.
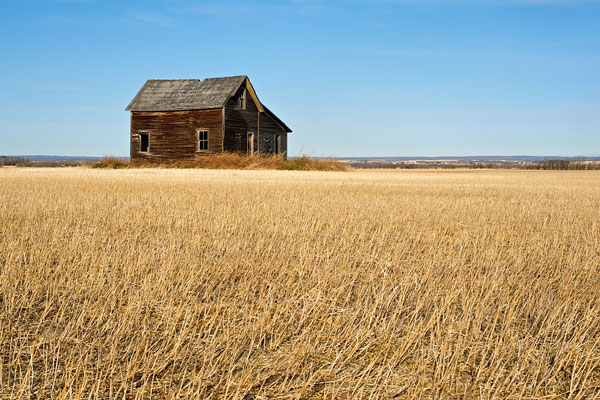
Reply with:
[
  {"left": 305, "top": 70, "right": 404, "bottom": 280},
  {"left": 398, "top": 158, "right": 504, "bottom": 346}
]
[{"left": 248, "top": 132, "right": 254, "bottom": 155}]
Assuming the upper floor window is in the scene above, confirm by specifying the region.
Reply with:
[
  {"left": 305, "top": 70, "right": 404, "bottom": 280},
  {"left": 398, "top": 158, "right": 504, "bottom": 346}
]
[
  {"left": 238, "top": 88, "right": 246, "bottom": 110},
  {"left": 198, "top": 130, "right": 208, "bottom": 151}
]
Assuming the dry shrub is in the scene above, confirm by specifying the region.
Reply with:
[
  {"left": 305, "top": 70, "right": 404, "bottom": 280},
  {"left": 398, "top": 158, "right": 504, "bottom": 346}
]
[
  {"left": 1, "top": 168, "right": 600, "bottom": 399},
  {"left": 131, "top": 152, "right": 347, "bottom": 171},
  {"left": 92, "top": 157, "right": 129, "bottom": 169},
  {"left": 284, "top": 155, "right": 347, "bottom": 171}
]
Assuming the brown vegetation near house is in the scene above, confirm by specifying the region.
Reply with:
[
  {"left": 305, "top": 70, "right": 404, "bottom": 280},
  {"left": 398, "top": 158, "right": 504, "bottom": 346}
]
[
  {"left": 90, "top": 157, "right": 129, "bottom": 169},
  {"left": 93, "top": 153, "right": 347, "bottom": 171},
  {"left": 1, "top": 168, "right": 600, "bottom": 398}
]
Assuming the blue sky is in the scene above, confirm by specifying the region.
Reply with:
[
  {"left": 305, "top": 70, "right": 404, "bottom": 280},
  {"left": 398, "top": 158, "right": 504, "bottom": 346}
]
[{"left": 0, "top": 0, "right": 598, "bottom": 157}]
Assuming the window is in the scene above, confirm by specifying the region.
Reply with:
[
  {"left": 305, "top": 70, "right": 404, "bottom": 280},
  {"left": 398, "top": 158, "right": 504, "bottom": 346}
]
[
  {"left": 275, "top": 135, "right": 281, "bottom": 155},
  {"left": 139, "top": 132, "right": 149, "bottom": 152},
  {"left": 238, "top": 88, "right": 246, "bottom": 110},
  {"left": 198, "top": 130, "right": 209, "bottom": 151}
]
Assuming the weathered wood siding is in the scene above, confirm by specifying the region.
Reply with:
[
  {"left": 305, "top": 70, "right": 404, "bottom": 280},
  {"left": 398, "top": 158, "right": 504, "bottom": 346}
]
[
  {"left": 259, "top": 112, "right": 288, "bottom": 156},
  {"left": 223, "top": 84, "right": 259, "bottom": 154},
  {"left": 130, "top": 109, "right": 223, "bottom": 162},
  {"left": 223, "top": 83, "right": 288, "bottom": 156}
]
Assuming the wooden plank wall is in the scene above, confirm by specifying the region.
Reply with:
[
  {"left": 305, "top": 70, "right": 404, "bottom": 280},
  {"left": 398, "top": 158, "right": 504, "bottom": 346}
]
[
  {"left": 130, "top": 109, "right": 223, "bottom": 162},
  {"left": 280, "top": 133, "right": 288, "bottom": 157},
  {"left": 259, "top": 113, "right": 288, "bottom": 156},
  {"left": 223, "top": 85, "right": 259, "bottom": 153},
  {"left": 223, "top": 84, "right": 288, "bottom": 156}
]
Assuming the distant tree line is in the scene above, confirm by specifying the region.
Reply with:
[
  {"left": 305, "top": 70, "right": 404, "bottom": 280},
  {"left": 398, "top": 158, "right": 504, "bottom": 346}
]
[
  {"left": 350, "top": 158, "right": 600, "bottom": 170},
  {"left": 0, "top": 156, "right": 91, "bottom": 167},
  {"left": 522, "top": 158, "right": 600, "bottom": 170},
  {"left": 0, "top": 156, "right": 32, "bottom": 166}
]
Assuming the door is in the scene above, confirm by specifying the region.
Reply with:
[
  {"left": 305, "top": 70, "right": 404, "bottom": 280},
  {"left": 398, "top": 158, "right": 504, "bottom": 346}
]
[{"left": 248, "top": 132, "right": 254, "bottom": 155}]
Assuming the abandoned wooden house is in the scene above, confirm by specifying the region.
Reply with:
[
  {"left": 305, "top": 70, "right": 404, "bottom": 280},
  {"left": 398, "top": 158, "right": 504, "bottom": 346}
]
[{"left": 125, "top": 75, "right": 292, "bottom": 162}]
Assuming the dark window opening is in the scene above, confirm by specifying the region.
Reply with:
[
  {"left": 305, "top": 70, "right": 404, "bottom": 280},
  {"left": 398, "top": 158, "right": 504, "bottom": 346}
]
[
  {"left": 198, "top": 130, "right": 209, "bottom": 151},
  {"left": 140, "top": 133, "right": 149, "bottom": 152}
]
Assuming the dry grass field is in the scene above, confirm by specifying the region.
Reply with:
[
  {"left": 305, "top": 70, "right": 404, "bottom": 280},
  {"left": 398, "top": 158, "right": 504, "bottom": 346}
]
[{"left": 1, "top": 167, "right": 600, "bottom": 399}]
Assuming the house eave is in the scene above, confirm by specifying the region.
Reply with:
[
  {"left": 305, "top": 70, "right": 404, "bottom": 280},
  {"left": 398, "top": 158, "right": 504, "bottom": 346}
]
[
  {"left": 261, "top": 105, "right": 292, "bottom": 133},
  {"left": 127, "top": 106, "right": 224, "bottom": 113}
]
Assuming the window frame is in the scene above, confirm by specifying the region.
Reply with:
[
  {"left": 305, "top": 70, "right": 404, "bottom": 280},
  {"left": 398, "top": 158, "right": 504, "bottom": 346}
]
[
  {"left": 239, "top": 88, "right": 247, "bottom": 110},
  {"left": 139, "top": 132, "right": 150, "bottom": 153},
  {"left": 197, "top": 129, "right": 209, "bottom": 152}
]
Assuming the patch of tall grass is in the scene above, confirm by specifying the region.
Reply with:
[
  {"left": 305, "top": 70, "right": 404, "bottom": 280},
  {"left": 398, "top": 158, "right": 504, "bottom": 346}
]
[{"left": 93, "top": 153, "right": 347, "bottom": 171}]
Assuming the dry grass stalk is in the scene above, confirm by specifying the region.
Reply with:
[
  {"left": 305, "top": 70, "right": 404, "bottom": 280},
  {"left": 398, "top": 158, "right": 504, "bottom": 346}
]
[{"left": 1, "top": 168, "right": 599, "bottom": 399}]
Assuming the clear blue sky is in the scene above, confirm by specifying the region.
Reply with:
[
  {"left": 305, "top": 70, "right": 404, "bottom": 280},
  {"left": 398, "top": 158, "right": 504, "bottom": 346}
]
[{"left": 1, "top": 0, "right": 599, "bottom": 157}]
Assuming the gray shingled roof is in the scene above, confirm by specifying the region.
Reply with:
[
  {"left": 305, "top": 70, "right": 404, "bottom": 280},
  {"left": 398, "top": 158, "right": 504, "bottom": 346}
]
[{"left": 125, "top": 75, "right": 247, "bottom": 112}]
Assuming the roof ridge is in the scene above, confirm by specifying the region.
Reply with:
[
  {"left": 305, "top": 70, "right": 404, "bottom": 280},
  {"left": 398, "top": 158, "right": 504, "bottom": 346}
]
[
  {"left": 203, "top": 75, "right": 247, "bottom": 80},
  {"left": 146, "top": 75, "right": 246, "bottom": 82},
  {"left": 147, "top": 79, "right": 200, "bottom": 82}
]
